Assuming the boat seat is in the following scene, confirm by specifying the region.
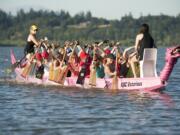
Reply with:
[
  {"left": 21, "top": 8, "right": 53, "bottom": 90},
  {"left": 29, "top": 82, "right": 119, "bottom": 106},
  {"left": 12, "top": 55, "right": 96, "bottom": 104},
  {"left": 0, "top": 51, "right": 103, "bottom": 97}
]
[{"left": 140, "top": 48, "right": 158, "bottom": 78}]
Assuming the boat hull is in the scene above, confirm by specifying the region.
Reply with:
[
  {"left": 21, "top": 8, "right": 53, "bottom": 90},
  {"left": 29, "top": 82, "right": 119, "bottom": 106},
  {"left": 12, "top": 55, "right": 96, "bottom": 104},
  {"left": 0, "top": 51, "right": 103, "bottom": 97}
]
[
  {"left": 11, "top": 50, "right": 165, "bottom": 91},
  {"left": 13, "top": 67, "right": 165, "bottom": 91}
]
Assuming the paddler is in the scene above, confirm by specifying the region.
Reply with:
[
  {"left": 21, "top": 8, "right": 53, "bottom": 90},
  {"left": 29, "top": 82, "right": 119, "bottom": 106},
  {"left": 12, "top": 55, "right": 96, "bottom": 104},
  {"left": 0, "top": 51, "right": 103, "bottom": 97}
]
[
  {"left": 104, "top": 53, "right": 116, "bottom": 78},
  {"left": 67, "top": 41, "right": 80, "bottom": 77}
]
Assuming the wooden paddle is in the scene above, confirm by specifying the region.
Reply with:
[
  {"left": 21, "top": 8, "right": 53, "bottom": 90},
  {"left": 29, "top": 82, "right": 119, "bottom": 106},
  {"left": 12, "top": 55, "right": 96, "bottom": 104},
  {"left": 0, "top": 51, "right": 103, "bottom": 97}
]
[
  {"left": 21, "top": 64, "right": 31, "bottom": 78},
  {"left": 54, "top": 48, "right": 66, "bottom": 83},
  {"left": 89, "top": 46, "right": 96, "bottom": 86},
  {"left": 21, "top": 54, "right": 35, "bottom": 78},
  {"left": 58, "top": 43, "right": 77, "bottom": 84},
  {"left": 53, "top": 63, "right": 61, "bottom": 82},
  {"left": 111, "top": 48, "right": 118, "bottom": 90}
]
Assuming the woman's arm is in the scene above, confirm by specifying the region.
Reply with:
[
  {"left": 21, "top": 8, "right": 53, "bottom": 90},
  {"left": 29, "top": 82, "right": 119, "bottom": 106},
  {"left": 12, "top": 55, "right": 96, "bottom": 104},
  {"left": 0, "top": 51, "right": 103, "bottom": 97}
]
[
  {"left": 97, "top": 47, "right": 105, "bottom": 57},
  {"left": 135, "top": 34, "right": 143, "bottom": 51}
]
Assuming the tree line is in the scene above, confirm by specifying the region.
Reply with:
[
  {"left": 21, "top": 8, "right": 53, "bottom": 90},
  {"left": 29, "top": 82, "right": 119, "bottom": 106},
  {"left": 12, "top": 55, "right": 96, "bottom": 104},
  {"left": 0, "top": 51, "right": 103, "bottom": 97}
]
[{"left": 0, "top": 9, "right": 179, "bottom": 46}]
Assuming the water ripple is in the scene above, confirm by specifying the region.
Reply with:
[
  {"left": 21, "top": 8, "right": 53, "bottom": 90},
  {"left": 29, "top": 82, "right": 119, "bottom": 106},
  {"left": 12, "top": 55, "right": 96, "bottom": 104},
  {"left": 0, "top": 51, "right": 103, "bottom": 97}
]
[{"left": 0, "top": 47, "right": 180, "bottom": 135}]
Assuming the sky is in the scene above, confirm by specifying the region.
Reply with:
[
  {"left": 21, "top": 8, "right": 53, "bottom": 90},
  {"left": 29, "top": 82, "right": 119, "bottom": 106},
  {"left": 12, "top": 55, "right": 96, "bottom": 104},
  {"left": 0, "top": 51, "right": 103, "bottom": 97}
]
[{"left": 0, "top": 0, "right": 180, "bottom": 19}]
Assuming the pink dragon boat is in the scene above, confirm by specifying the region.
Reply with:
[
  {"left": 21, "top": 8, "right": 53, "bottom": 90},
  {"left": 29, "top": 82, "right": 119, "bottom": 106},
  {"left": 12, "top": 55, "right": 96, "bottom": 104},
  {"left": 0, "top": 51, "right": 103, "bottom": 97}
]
[{"left": 10, "top": 46, "right": 180, "bottom": 91}]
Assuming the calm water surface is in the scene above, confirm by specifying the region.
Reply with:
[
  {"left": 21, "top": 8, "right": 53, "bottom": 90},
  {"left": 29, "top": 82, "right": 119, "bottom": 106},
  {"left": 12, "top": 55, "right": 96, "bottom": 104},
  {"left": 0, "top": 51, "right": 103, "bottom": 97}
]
[{"left": 0, "top": 47, "right": 180, "bottom": 135}]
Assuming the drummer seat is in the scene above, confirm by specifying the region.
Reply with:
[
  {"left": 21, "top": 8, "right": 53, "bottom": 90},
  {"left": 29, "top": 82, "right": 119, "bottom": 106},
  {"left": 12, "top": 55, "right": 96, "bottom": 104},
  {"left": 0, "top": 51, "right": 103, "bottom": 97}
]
[{"left": 139, "top": 48, "right": 158, "bottom": 78}]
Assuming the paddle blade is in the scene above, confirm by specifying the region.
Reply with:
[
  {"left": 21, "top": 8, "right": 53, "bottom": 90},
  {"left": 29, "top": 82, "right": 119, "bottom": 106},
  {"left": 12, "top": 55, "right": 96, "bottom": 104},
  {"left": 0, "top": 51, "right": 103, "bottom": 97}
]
[
  {"left": 58, "top": 66, "right": 68, "bottom": 85},
  {"left": 89, "top": 69, "right": 96, "bottom": 86},
  {"left": 53, "top": 68, "right": 61, "bottom": 82},
  {"left": 49, "top": 63, "right": 54, "bottom": 81},
  {"left": 21, "top": 64, "right": 32, "bottom": 78},
  {"left": 111, "top": 76, "right": 118, "bottom": 90},
  {"left": 76, "top": 68, "right": 86, "bottom": 85}
]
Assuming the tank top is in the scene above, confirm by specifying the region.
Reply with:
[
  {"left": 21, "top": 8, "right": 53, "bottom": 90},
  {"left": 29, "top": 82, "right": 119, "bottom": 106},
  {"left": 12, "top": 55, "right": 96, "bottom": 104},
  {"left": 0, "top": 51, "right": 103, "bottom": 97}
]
[
  {"left": 137, "top": 32, "right": 155, "bottom": 61},
  {"left": 24, "top": 41, "right": 35, "bottom": 54}
]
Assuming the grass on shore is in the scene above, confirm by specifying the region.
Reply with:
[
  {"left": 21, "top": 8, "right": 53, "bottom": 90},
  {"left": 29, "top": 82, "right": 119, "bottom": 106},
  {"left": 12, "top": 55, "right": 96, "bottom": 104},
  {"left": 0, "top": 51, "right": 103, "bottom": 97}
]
[{"left": 0, "top": 40, "right": 26, "bottom": 47}]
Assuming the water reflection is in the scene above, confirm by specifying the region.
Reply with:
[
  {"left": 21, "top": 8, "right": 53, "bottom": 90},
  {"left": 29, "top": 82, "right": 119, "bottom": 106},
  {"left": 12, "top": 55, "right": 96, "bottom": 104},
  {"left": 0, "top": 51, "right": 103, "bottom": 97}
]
[
  {"left": 0, "top": 76, "right": 174, "bottom": 108},
  {"left": 0, "top": 77, "right": 178, "bottom": 135},
  {"left": 1, "top": 47, "right": 180, "bottom": 135}
]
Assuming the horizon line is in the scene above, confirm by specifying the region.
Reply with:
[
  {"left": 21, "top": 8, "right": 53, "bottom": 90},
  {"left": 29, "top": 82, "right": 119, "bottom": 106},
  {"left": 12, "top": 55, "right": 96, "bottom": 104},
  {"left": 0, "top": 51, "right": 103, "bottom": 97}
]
[{"left": 1, "top": 8, "right": 179, "bottom": 21}]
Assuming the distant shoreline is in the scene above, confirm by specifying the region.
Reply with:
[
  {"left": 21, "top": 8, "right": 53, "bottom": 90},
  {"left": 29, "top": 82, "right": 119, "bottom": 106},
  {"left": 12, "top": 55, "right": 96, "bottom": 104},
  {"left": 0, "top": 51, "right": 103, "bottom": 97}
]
[
  {"left": 0, "top": 44, "right": 21, "bottom": 47},
  {"left": 0, "top": 9, "right": 179, "bottom": 47},
  {"left": 0, "top": 40, "right": 25, "bottom": 47}
]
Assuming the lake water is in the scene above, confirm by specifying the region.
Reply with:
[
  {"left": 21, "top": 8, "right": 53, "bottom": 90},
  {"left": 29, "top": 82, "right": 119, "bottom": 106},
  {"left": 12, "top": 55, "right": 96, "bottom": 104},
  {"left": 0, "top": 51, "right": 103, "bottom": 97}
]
[{"left": 0, "top": 47, "right": 180, "bottom": 135}]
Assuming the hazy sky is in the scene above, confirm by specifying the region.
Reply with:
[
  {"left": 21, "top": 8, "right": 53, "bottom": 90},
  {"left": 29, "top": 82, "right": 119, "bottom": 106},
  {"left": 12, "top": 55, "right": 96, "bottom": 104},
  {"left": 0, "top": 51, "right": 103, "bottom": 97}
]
[{"left": 0, "top": 0, "right": 180, "bottom": 19}]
